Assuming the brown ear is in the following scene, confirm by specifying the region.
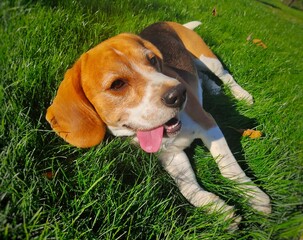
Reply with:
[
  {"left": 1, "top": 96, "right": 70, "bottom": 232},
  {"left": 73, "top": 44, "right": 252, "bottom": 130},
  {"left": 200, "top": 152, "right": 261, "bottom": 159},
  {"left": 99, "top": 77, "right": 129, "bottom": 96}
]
[{"left": 46, "top": 55, "right": 106, "bottom": 148}]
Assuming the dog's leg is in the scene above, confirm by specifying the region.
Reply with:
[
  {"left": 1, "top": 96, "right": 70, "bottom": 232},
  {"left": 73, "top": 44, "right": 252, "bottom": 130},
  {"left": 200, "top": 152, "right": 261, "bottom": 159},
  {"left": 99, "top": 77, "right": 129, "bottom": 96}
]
[
  {"left": 181, "top": 92, "right": 270, "bottom": 213},
  {"left": 198, "top": 71, "right": 221, "bottom": 96},
  {"left": 199, "top": 125, "right": 271, "bottom": 214},
  {"left": 196, "top": 56, "right": 254, "bottom": 104},
  {"left": 167, "top": 23, "right": 253, "bottom": 104},
  {"left": 159, "top": 150, "right": 240, "bottom": 223}
]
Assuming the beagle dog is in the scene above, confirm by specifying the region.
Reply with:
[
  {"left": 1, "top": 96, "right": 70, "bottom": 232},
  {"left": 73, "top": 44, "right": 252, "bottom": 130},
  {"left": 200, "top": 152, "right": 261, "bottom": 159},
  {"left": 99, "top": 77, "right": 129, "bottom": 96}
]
[{"left": 46, "top": 21, "right": 271, "bottom": 226}]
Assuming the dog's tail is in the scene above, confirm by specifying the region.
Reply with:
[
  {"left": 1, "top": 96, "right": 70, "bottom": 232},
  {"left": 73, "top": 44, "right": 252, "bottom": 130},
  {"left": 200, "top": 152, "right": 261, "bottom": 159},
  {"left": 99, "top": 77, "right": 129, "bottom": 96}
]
[{"left": 183, "top": 21, "right": 202, "bottom": 30}]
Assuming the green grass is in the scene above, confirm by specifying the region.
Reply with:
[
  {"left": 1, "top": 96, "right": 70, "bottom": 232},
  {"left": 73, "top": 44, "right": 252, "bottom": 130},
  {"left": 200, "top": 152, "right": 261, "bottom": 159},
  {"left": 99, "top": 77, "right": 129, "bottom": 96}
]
[{"left": 1, "top": 0, "right": 303, "bottom": 239}]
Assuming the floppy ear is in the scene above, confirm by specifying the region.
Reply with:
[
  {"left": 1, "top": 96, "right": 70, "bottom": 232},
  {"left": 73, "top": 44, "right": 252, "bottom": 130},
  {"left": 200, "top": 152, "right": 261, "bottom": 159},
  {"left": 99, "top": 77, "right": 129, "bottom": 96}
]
[{"left": 46, "top": 55, "right": 106, "bottom": 148}]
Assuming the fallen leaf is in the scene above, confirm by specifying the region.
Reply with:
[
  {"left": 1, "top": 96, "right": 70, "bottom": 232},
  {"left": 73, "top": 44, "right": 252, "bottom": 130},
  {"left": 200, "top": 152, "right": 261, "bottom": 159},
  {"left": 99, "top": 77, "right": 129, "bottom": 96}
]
[
  {"left": 246, "top": 33, "right": 253, "bottom": 41},
  {"left": 252, "top": 38, "right": 267, "bottom": 49},
  {"left": 43, "top": 171, "right": 55, "bottom": 180},
  {"left": 230, "top": 127, "right": 263, "bottom": 139},
  {"left": 242, "top": 129, "right": 263, "bottom": 139}
]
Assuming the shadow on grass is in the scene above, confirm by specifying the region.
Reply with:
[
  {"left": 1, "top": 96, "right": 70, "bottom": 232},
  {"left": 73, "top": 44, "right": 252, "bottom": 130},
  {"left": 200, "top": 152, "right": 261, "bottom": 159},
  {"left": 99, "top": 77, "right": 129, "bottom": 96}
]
[
  {"left": 183, "top": 78, "right": 261, "bottom": 222},
  {"left": 186, "top": 73, "right": 259, "bottom": 180},
  {"left": 255, "top": 0, "right": 281, "bottom": 9}
]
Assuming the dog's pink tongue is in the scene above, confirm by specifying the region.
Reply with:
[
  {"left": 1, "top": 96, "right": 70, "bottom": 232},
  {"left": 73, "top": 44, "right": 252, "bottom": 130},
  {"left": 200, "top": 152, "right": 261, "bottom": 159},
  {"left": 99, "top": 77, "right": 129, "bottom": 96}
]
[{"left": 137, "top": 126, "right": 164, "bottom": 153}]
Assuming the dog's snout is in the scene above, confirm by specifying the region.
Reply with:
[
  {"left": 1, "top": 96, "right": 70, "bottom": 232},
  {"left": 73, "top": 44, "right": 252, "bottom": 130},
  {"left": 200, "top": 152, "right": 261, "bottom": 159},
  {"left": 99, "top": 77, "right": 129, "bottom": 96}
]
[{"left": 162, "top": 84, "right": 186, "bottom": 108}]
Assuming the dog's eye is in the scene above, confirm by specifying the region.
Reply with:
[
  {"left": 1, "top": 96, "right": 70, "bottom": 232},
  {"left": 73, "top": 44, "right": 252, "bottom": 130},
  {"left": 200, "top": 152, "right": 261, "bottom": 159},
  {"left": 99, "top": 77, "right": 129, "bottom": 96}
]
[
  {"left": 149, "top": 56, "right": 158, "bottom": 66},
  {"left": 147, "top": 54, "right": 161, "bottom": 72},
  {"left": 110, "top": 79, "right": 126, "bottom": 90}
]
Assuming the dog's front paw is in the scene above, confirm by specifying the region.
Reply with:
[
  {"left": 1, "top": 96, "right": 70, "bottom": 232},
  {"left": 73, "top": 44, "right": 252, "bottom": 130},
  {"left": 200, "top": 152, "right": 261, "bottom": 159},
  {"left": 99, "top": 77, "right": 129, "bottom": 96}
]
[
  {"left": 202, "top": 193, "right": 241, "bottom": 230},
  {"left": 188, "top": 191, "right": 241, "bottom": 228},
  {"left": 240, "top": 182, "right": 271, "bottom": 214},
  {"left": 248, "top": 187, "right": 271, "bottom": 215},
  {"left": 230, "top": 85, "right": 254, "bottom": 105}
]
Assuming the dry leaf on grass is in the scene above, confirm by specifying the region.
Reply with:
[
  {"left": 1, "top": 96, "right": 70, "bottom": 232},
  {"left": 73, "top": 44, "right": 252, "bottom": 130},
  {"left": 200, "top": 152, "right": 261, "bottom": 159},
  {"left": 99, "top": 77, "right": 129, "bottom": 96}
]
[
  {"left": 252, "top": 38, "right": 268, "bottom": 49},
  {"left": 43, "top": 171, "right": 55, "bottom": 180},
  {"left": 246, "top": 34, "right": 268, "bottom": 49},
  {"left": 241, "top": 129, "right": 263, "bottom": 139},
  {"left": 246, "top": 33, "right": 253, "bottom": 41},
  {"left": 230, "top": 127, "right": 263, "bottom": 139}
]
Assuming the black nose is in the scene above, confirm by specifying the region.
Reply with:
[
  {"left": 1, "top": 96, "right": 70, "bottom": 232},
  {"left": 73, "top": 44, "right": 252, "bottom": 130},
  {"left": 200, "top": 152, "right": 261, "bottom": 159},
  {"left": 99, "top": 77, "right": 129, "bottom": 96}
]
[{"left": 162, "top": 84, "right": 187, "bottom": 108}]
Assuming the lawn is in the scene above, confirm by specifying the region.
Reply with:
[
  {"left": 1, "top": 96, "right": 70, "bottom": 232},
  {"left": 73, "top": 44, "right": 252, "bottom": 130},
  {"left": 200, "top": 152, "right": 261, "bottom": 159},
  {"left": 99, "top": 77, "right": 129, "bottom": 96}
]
[{"left": 1, "top": 0, "right": 303, "bottom": 239}]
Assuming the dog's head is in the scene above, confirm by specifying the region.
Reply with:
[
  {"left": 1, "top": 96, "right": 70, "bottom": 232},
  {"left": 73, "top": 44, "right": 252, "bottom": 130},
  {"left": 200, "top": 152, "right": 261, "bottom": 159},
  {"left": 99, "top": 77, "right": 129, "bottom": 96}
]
[{"left": 46, "top": 33, "right": 186, "bottom": 152}]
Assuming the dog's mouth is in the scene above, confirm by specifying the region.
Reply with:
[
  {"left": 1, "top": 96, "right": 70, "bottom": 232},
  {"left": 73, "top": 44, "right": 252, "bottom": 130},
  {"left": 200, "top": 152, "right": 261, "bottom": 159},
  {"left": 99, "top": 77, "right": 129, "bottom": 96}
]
[
  {"left": 136, "top": 117, "right": 182, "bottom": 153},
  {"left": 164, "top": 117, "right": 182, "bottom": 137}
]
